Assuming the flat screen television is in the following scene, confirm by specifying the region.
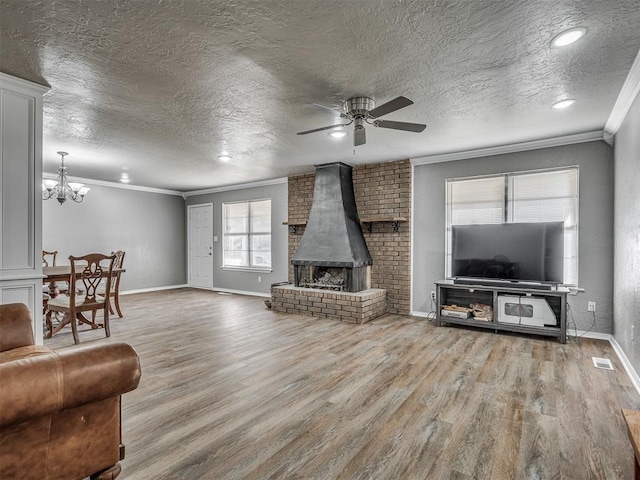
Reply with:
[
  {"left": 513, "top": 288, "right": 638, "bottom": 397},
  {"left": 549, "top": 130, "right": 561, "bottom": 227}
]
[{"left": 451, "top": 222, "right": 564, "bottom": 285}]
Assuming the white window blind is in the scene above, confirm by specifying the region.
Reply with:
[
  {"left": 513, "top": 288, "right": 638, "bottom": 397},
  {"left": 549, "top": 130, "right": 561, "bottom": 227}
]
[
  {"left": 508, "top": 169, "right": 578, "bottom": 285},
  {"left": 445, "top": 167, "right": 578, "bottom": 285},
  {"left": 223, "top": 199, "right": 271, "bottom": 269}
]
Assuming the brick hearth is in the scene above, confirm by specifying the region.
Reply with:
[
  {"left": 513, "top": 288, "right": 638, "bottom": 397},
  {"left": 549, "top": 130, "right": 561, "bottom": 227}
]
[{"left": 271, "top": 285, "right": 386, "bottom": 324}]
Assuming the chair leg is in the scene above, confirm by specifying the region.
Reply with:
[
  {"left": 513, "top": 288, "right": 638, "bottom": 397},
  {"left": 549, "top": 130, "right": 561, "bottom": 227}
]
[
  {"left": 113, "top": 292, "right": 123, "bottom": 318},
  {"left": 44, "top": 310, "right": 53, "bottom": 338},
  {"left": 104, "top": 304, "right": 111, "bottom": 338},
  {"left": 70, "top": 311, "right": 80, "bottom": 344}
]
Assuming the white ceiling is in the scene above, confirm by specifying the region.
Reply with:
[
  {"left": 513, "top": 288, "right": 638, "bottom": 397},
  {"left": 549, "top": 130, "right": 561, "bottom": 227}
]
[{"left": 2, "top": 1, "right": 639, "bottom": 192}]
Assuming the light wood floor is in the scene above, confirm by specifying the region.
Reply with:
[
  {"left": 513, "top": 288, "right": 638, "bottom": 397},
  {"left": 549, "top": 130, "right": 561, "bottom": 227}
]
[{"left": 45, "top": 288, "right": 640, "bottom": 480}]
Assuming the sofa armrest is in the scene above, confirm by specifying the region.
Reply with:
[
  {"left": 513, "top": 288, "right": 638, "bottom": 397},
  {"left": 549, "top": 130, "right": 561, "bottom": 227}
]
[
  {"left": 0, "top": 346, "right": 62, "bottom": 427},
  {"left": 0, "top": 342, "right": 141, "bottom": 428},
  {"left": 57, "top": 343, "right": 141, "bottom": 410},
  {"left": 0, "top": 303, "right": 35, "bottom": 351}
]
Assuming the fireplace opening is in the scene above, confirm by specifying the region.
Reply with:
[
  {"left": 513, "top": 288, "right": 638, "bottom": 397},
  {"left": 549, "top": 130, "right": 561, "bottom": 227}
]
[
  {"left": 300, "top": 266, "right": 345, "bottom": 290},
  {"left": 294, "top": 264, "right": 370, "bottom": 292}
]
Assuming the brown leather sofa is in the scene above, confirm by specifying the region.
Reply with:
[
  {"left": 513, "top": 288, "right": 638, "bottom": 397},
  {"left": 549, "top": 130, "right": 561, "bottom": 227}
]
[{"left": 0, "top": 303, "right": 141, "bottom": 479}]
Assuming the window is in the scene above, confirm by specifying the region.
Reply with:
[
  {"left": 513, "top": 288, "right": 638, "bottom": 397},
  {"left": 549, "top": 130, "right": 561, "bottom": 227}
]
[
  {"left": 445, "top": 167, "right": 578, "bottom": 285},
  {"left": 222, "top": 199, "right": 271, "bottom": 269}
]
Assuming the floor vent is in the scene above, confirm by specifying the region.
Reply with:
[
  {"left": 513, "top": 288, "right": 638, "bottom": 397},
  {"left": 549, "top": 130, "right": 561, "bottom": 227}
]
[{"left": 592, "top": 357, "right": 614, "bottom": 370}]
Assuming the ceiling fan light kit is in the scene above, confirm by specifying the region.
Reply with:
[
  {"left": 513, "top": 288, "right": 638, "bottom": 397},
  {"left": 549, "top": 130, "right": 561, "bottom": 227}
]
[
  {"left": 298, "top": 95, "right": 426, "bottom": 147},
  {"left": 328, "top": 129, "right": 348, "bottom": 138}
]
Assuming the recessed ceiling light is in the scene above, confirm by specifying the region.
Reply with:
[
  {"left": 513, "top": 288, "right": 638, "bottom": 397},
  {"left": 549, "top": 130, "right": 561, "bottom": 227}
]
[
  {"left": 328, "top": 129, "right": 348, "bottom": 138},
  {"left": 551, "top": 28, "right": 586, "bottom": 47},
  {"left": 552, "top": 98, "right": 576, "bottom": 109},
  {"left": 218, "top": 154, "right": 232, "bottom": 162},
  {"left": 120, "top": 173, "right": 130, "bottom": 183}
]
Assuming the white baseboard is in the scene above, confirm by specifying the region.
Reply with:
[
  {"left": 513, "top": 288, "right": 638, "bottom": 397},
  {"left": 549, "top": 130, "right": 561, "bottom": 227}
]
[
  {"left": 211, "top": 287, "right": 270, "bottom": 298},
  {"left": 123, "top": 284, "right": 270, "bottom": 298},
  {"left": 606, "top": 336, "right": 640, "bottom": 397},
  {"left": 120, "top": 284, "right": 188, "bottom": 295}
]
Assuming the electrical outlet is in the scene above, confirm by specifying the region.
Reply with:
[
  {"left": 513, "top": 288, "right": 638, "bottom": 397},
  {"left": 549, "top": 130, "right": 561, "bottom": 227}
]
[
  {"left": 431, "top": 291, "right": 436, "bottom": 302},
  {"left": 258, "top": 276, "right": 262, "bottom": 283},
  {"left": 587, "top": 301, "right": 596, "bottom": 312}
]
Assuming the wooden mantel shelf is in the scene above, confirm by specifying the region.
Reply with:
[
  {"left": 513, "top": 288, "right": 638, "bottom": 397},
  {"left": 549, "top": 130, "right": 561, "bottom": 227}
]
[{"left": 283, "top": 217, "right": 407, "bottom": 233}]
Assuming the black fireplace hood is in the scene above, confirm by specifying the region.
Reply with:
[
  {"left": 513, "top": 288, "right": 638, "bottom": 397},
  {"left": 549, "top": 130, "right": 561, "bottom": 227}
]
[{"left": 291, "top": 162, "right": 373, "bottom": 267}]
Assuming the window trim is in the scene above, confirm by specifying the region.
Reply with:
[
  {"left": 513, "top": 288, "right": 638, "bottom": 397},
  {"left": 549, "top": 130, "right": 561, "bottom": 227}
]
[
  {"left": 221, "top": 198, "right": 272, "bottom": 269},
  {"left": 445, "top": 166, "right": 579, "bottom": 286}
]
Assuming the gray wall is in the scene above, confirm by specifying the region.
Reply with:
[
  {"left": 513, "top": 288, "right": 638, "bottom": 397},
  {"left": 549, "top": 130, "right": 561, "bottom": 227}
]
[
  {"left": 43, "top": 184, "right": 186, "bottom": 291},
  {"left": 185, "top": 181, "right": 288, "bottom": 295},
  {"left": 613, "top": 91, "right": 640, "bottom": 370},
  {"left": 413, "top": 141, "right": 615, "bottom": 333}
]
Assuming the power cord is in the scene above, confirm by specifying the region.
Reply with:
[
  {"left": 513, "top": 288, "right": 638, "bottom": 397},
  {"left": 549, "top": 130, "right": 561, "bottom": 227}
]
[
  {"left": 566, "top": 302, "right": 579, "bottom": 343},
  {"left": 565, "top": 301, "right": 597, "bottom": 343},
  {"left": 426, "top": 293, "right": 437, "bottom": 322}
]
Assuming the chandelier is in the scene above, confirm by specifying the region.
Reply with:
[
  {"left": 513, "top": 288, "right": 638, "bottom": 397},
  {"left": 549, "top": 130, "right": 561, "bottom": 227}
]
[{"left": 42, "top": 152, "right": 90, "bottom": 204}]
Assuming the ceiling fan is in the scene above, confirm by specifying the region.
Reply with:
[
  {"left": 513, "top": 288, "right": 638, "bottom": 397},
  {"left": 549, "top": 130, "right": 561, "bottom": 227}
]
[{"left": 297, "top": 96, "right": 426, "bottom": 146}]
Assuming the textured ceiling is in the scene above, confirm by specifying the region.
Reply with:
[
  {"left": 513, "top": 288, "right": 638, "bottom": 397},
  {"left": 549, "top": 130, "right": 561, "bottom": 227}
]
[{"left": 2, "top": 0, "right": 640, "bottom": 191}]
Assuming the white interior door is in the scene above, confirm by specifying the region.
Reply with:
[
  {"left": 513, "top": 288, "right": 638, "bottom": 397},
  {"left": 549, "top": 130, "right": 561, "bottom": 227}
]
[{"left": 188, "top": 203, "right": 214, "bottom": 289}]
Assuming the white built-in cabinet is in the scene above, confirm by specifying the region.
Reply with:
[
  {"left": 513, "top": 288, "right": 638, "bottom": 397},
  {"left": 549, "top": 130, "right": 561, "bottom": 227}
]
[{"left": 0, "top": 73, "right": 49, "bottom": 343}]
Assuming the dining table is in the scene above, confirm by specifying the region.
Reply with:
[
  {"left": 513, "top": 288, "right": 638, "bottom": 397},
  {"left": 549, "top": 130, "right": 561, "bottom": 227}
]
[{"left": 43, "top": 264, "right": 126, "bottom": 337}]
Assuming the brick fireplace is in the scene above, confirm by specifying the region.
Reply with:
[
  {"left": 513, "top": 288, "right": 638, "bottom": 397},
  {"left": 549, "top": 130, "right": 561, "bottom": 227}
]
[
  {"left": 285, "top": 159, "right": 411, "bottom": 315},
  {"left": 272, "top": 160, "right": 411, "bottom": 323}
]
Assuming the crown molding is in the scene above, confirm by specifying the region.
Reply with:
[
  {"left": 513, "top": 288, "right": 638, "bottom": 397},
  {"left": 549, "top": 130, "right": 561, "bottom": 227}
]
[
  {"left": 411, "top": 131, "right": 605, "bottom": 165},
  {"left": 184, "top": 177, "right": 288, "bottom": 197},
  {"left": 42, "top": 172, "right": 183, "bottom": 196},
  {"left": 605, "top": 48, "right": 640, "bottom": 136},
  {"left": 0, "top": 72, "right": 50, "bottom": 95}
]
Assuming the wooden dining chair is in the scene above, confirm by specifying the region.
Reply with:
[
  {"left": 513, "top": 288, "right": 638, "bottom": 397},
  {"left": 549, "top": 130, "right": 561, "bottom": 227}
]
[
  {"left": 42, "top": 250, "right": 60, "bottom": 335},
  {"left": 46, "top": 253, "right": 116, "bottom": 344},
  {"left": 93, "top": 250, "right": 126, "bottom": 323},
  {"left": 42, "top": 250, "right": 58, "bottom": 267},
  {"left": 109, "top": 250, "right": 125, "bottom": 317},
  {"left": 42, "top": 249, "right": 71, "bottom": 296}
]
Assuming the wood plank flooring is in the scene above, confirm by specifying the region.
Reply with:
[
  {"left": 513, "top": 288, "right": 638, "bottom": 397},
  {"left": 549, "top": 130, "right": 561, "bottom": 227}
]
[{"left": 45, "top": 288, "right": 640, "bottom": 480}]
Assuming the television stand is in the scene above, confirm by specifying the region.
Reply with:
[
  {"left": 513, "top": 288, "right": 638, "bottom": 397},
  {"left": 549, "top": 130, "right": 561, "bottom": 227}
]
[
  {"left": 453, "top": 278, "right": 554, "bottom": 291},
  {"left": 436, "top": 280, "right": 567, "bottom": 343}
]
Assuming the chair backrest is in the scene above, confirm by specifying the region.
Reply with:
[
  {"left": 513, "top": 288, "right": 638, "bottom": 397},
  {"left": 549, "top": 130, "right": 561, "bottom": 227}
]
[
  {"left": 108, "top": 250, "right": 125, "bottom": 290},
  {"left": 42, "top": 250, "right": 58, "bottom": 267},
  {"left": 69, "top": 253, "right": 116, "bottom": 305},
  {"left": 112, "top": 250, "right": 125, "bottom": 270}
]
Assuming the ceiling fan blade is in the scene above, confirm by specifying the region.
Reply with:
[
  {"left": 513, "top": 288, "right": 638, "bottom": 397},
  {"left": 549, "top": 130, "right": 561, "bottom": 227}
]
[
  {"left": 368, "top": 96, "right": 414, "bottom": 118},
  {"left": 354, "top": 126, "right": 366, "bottom": 146},
  {"left": 373, "top": 119, "right": 426, "bottom": 133},
  {"left": 297, "top": 124, "right": 350, "bottom": 135},
  {"left": 304, "top": 103, "right": 350, "bottom": 119}
]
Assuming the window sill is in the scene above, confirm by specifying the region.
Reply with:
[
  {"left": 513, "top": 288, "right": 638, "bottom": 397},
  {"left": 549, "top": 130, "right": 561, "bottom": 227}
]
[{"left": 221, "top": 266, "right": 273, "bottom": 273}]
